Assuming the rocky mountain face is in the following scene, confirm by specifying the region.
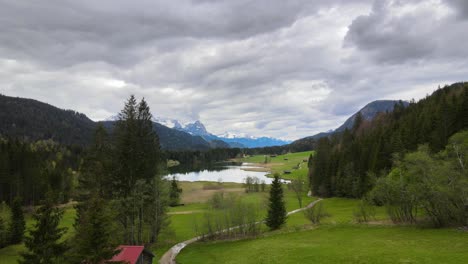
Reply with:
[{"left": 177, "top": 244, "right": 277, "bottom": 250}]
[{"left": 155, "top": 118, "right": 291, "bottom": 148}]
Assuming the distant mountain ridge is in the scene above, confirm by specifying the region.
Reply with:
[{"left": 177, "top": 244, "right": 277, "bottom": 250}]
[
  {"left": 293, "top": 100, "right": 409, "bottom": 143},
  {"left": 0, "top": 94, "right": 215, "bottom": 150},
  {"left": 0, "top": 94, "right": 290, "bottom": 150},
  {"left": 335, "top": 100, "right": 409, "bottom": 132},
  {"left": 154, "top": 117, "right": 291, "bottom": 148}
]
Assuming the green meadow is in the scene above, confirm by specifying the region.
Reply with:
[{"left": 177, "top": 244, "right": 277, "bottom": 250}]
[{"left": 2, "top": 152, "right": 467, "bottom": 264}]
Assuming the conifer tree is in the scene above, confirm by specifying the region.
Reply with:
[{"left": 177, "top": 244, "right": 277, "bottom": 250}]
[
  {"left": 169, "top": 176, "right": 182, "bottom": 206},
  {"left": 69, "top": 193, "right": 118, "bottom": 264},
  {"left": 9, "top": 197, "right": 25, "bottom": 244},
  {"left": 20, "top": 195, "right": 67, "bottom": 264},
  {"left": 79, "top": 124, "right": 112, "bottom": 199},
  {"left": 113, "top": 96, "right": 164, "bottom": 244},
  {"left": 266, "top": 174, "right": 287, "bottom": 230}
]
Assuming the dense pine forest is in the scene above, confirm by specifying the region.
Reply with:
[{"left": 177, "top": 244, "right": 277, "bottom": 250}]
[{"left": 309, "top": 83, "right": 468, "bottom": 226}]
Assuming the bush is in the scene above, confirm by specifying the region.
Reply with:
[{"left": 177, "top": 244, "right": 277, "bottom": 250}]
[
  {"left": 303, "top": 202, "right": 328, "bottom": 224},
  {"left": 195, "top": 194, "right": 261, "bottom": 240},
  {"left": 208, "top": 192, "right": 226, "bottom": 209},
  {"left": 353, "top": 200, "right": 376, "bottom": 223}
]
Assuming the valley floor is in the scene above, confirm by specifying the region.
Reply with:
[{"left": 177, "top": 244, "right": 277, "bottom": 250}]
[{"left": 2, "top": 151, "right": 467, "bottom": 264}]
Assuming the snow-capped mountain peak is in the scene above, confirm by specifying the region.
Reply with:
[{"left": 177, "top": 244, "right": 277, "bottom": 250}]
[
  {"left": 217, "top": 132, "right": 257, "bottom": 139},
  {"left": 152, "top": 117, "right": 291, "bottom": 148},
  {"left": 152, "top": 117, "right": 183, "bottom": 129},
  {"left": 183, "top": 120, "right": 209, "bottom": 136}
]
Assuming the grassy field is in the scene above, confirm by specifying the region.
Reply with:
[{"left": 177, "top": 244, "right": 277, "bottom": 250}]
[
  {"left": 0, "top": 176, "right": 314, "bottom": 263},
  {"left": 174, "top": 174, "right": 467, "bottom": 264},
  {"left": 177, "top": 225, "right": 468, "bottom": 264},
  {"left": 242, "top": 151, "right": 313, "bottom": 180},
  {"left": 177, "top": 195, "right": 468, "bottom": 263},
  {"left": 152, "top": 181, "right": 315, "bottom": 259}
]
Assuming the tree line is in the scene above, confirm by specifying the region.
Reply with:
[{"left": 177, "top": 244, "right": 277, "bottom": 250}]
[{"left": 308, "top": 82, "right": 468, "bottom": 227}]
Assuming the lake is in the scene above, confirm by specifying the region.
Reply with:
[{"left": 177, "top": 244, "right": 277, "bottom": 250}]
[{"left": 167, "top": 162, "right": 273, "bottom": 183}]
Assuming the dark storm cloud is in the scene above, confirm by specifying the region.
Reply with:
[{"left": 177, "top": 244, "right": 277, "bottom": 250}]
[
  {"left": 1, "top": 0, "right": 467, "bottom": 140},
  {"left": 446, "top": 0, "right": 468, "bottom": 18},
  {"left": 0, "top": 0, "right": 330, "bottom": 68},
  {"left": 344, "top": 0, "right": 468, "bottom": 64}
]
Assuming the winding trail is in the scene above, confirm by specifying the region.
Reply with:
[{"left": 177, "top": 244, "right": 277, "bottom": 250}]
[{"left": 159, "top": 198, "right": 323, "bottom": 264}]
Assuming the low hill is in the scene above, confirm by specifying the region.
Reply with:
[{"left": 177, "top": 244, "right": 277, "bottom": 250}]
[{"left": 292, "top": 100, "right": 408, "bottom": 145}]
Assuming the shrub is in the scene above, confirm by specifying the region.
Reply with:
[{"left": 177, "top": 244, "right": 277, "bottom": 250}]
[
  {"left": 196, "top": 194, "right": 261, "bottom": 240},
  {"left": 353, "top": 200, "right": 376, "bottom": 223},
  {"left": 303, "top": 202, "right": 328, "bottom": 224}
]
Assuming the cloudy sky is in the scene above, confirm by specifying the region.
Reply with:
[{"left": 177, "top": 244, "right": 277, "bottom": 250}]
[{"left": 1, "top": 0, "right": 467, "bottom": 140}]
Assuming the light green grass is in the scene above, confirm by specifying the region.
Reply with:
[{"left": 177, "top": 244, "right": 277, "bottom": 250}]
[
  {"left": 242, "top": 151, "right": 313, "bottom": 180},
  {"left": 177, "top": 225, "right": 468, "bottom": 264},
  {"left": 177, "top": 197, "right": 466, "bottom": 263}
]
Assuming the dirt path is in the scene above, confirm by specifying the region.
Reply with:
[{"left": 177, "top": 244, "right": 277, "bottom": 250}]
[{"left": 159, "top": 198, "right": 323, "bottom": 264}]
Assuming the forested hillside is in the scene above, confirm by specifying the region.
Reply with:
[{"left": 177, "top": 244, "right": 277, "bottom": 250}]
[
  {"left": 309, "top": 82, "right": 468, "bottom": 198},
  {"left": 0, "top": 95, "right": 95, "bottom": 145},
  {"left": 0, "top": 94, "right": 215, "bottom": 150}
]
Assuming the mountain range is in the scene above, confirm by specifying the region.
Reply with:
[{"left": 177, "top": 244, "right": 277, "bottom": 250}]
[
  {"left": 0, "top": 94, "right": 290, "bottom": 150},
  {"left": 153, "top": 117, "right": 292, "bottom": 148},
  {"left": 0, "top": 93, "right": 408, "bottom": 151}
]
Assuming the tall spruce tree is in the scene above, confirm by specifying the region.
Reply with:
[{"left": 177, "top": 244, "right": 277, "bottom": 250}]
[
  {"left": 169, "top": 176, "right": 182, "bottom": 207},
  {"left": 20, "top": 195, "right": 67, "bottom": 264},
  {"left": 78, "top": 124, "right": 112, "bottom": 200},
  {"left": 69, "top": 193, "right": 118, "bottom": 264},
  {"left": 9, "top": 197, "right": 25, "bottom": 244},
  {"left": 266, "top": 174, "right": 287, "bottom": 230},
  {"left": 113, "top": 96, "right": 164, "bottom": 244}
]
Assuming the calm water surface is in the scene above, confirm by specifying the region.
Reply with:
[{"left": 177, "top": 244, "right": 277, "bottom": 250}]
[{"left": 167, "top": 162, "right": 273, "bottom": 183}]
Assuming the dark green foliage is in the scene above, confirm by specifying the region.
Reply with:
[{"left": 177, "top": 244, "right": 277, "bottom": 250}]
[
  {"left": 0, "top": 216, "right": 8, "bottom": 248},
  {"left": 0, "top": 94, "right": 95, "bottom": 146},
  {"left": 169, "top": 176, "right": 182, "bottom": 206},
  {"left": 9, "top": 197, "right": 25, "bottom": 244},
  {"left": 165, "top": 147, "right": 243, "bottom": 169},
  {"left": 0, "top": 139, "right": 82, "bottom": 205},
  {"left": 69, "top": 193, "right": 119, "bottom": 264},
  {"left": 266, "top": 174, "right": 287, "bottom": 230},
  {"left": 77, "top": 124, "right": 113, "bottom": 200},
  {"left": 112, "top": 96, "right": 167, "bottom": 245},
  {"left": 20, "top": 196, "right": 67, "bottom": 264},
  {"left": 309, "top": 82, "right": 468, "bottom": 198},
  {"left": 113, "top": 96, "right": 161, "bottom": 196}
]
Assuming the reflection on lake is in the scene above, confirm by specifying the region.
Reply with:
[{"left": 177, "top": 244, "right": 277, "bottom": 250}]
[{"left": 167, "top": 162, "right": 273, "bottom": 183}]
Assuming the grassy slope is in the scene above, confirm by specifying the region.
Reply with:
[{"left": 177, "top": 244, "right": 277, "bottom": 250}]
[
  {"left": 177, "top": 225, "right": 468, "bottom": 264},
  {"left": 242, "top": 151, "right": 313, "bottom": 180},
  {"left": 177, "top": 196, "right": 468, "bottom": 264}
]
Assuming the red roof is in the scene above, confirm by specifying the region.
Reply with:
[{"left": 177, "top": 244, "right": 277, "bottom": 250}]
[{"left": 110, "top": 245, "right": 144, "bottom": 264}]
